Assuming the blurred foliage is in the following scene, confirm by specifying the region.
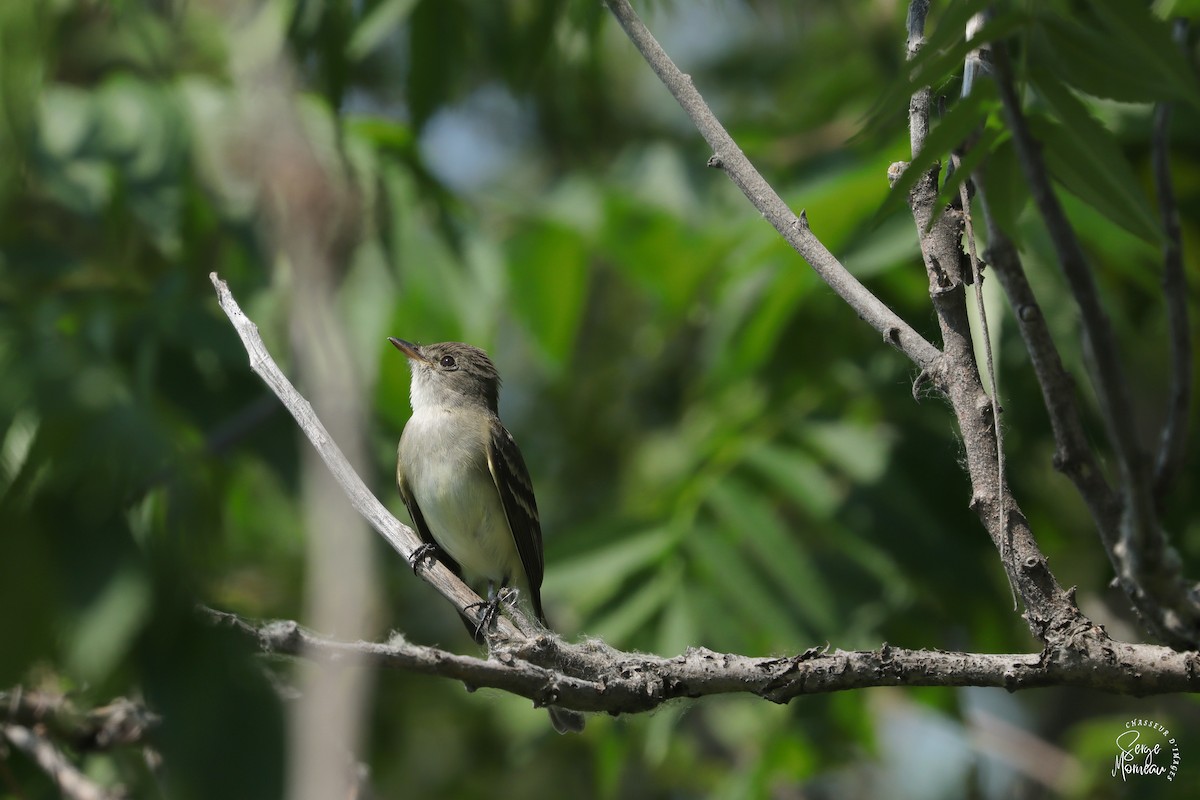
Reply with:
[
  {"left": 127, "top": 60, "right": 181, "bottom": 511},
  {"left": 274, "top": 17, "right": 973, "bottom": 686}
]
[{"left": 2, "top": 0, "right": 1200, "bottom": 798}]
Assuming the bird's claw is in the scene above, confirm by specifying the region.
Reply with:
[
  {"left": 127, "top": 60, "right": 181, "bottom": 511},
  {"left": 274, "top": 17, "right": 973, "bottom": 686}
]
[
  {"left": 464, "top": 596, "right": 502, "bottom": 639},
  {"left": 408, "top": 543, "right": 438, "bottom": 572}
]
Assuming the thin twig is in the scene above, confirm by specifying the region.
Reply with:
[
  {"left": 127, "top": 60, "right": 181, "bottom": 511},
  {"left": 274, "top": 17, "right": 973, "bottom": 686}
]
[
  {"left": 991, "top": 39, "right": 1200, "bottom": 647},
  {"left": 2, "top": 725, "right": 120, "bottom": 800},
  {"left": 0, "top": 691, "right": 160, "bottom": 752},
  {"left": 990, "top": 42, "right": 1157, "bottom": 540},
  {"left": 1152, "top": 19, "right": 1193, "bottom": 504},
  {"left": 603, "top": 0, "right": 942, "bottom": 370},
  {"left": 974, "top": 196, "right": 1118, "bottom": 534},
  {"left": 955, "top": 11, "right": 1010, "bottom": 609},
  {"left": 954, "top": 154, "right": 1010, "bottom": 608}
]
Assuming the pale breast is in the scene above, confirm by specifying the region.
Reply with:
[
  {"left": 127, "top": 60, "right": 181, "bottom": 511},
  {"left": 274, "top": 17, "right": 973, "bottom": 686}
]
[{"left": 399, "top": 410, "right": 523, "bottom": 586}]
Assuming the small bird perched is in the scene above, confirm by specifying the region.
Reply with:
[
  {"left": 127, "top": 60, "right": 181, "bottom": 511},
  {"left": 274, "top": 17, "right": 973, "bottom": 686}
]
[{"left": 389, "top": 337, "right": 584, "bottom": 734}]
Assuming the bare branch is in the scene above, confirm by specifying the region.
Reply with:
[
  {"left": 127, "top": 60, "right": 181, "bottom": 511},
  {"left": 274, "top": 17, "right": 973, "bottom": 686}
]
[
  {"left": 1152, "top": 19, "right": 1193, "bottom": 503},
  {"left": 2, "top": 724, "right": 120, "bottom": 800},
  {"left": 989, "top": 44, "right": 1157, "bottom": 538},
  {"left": 603, "top": 0, "right": 941, "bottom": 370},
  {"left": 975, "top": 197, "right": 1118, "bottom": 529},
  {"left": 990, "top": 39, "right": 1200, "bottom": 648},
  {"left": 0, "top": 690, "right": 159, "bottom": 753},
  {"left": 906, "top": 0, "right": 932, "bottom": 155},
  {"left": 894, "top": 8, "right": 1073, "bottom": 631},
  {"left": 955, "top": 153, "right": 1011, "bottom": 607},
  {"left": 955, "top": 10, "right": 1010, "bottom": 608},
  {"left": 209, "top": 608, "right": 1200, "bottom": 714}
]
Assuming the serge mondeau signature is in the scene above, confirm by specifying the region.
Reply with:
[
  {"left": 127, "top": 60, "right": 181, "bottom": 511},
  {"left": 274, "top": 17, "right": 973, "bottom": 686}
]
[{"left": 1112, "top": 726, "right": 1179, "bottom": 782}]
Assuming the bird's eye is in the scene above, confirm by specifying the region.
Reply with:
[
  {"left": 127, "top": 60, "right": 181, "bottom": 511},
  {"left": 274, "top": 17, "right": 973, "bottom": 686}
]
[{"left": 439, "top": 355, "right": 457, "bottom": 369}]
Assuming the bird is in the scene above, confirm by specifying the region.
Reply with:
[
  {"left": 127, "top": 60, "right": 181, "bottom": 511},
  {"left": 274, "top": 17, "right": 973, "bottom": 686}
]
[{"left": 389, "top": 337, "right": 584, "bottom": 734}]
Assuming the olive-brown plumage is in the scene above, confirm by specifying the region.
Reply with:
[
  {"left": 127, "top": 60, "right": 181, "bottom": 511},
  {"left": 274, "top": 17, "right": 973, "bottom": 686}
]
[{"left": 389, "top": 337, "right": 582, "bottom": 733}]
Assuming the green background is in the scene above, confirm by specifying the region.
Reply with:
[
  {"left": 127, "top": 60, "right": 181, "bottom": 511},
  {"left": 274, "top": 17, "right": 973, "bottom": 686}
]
[{"left": 2, "top": 0, "right": 1199, "bottom": 797}]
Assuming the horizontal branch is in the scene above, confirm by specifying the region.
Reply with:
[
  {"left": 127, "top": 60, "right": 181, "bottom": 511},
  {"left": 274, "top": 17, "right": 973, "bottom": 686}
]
[
  {"left": 0, "top": 689, "right": 160, "bottom": 752},
  {"left": 209, "top": 609, "right": 1200, "bottom": 716}
]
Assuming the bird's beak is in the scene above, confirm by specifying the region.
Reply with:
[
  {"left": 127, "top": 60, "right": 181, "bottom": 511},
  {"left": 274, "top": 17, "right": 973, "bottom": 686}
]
[{"left": 388, "top": 337, "right": 427, "bottom": 363}]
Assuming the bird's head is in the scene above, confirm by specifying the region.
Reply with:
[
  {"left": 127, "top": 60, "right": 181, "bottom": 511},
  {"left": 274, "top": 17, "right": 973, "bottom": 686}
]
[{"left": 388, "top": 338, "right": 501, "bottom": 413}]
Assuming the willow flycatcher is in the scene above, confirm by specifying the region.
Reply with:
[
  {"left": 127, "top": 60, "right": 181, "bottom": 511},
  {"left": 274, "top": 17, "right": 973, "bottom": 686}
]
[{"left": 389, "top": 337, "right": 584, "bottom": 734}]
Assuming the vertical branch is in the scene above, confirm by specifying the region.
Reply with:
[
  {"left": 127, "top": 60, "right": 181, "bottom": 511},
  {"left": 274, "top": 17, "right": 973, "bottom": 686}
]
[
  {"left": 989, "top": 43, "right": 1156, "bottom": 535},
  {"left": 989, "top": 37, "right": 1200, "bottom": 647},
  {"left": 906, "top": 0, "right": 932, "bottom": 156},
  {"left": 899, "top": 4, "right": 1026, "bottom": 614},
  {"left": 974, "top": 199, "right": 1119, "bottom": 535},
  {"left": 1152, "top": 20, "right": 1193, "bottom": 503},
  {"left": 957, "top": 11, "right": 1010, "bottom": 606}
]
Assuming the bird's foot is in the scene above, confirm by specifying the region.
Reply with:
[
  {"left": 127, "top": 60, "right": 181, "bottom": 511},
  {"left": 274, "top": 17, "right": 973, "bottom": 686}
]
[
  {"left": 496, "top": 585, "right": 519, "bottom": 608},
  {"left": 408, "top": 543, "right": 438, "bottom": 572},
  {"left": 464, "top": 596, "right": 503, "bottom": 639}
]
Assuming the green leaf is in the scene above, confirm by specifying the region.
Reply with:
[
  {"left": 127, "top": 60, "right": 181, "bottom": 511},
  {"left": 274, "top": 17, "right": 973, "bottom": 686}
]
[
  {"left": 802, "top": 421, "right": 894, "bottom": 484},
  {"left": 860, "top": 7, "right": 1025, "bottom": 143},
  {"left": 655, "top": 582, "right": 697, "bottom": 657},
  {"left": 980, "top": 136, "right": 1026, "bottom": 237},
  {"left": 506, "top": 221, "right": 589, "bottom": 366},
  {"left": 877, "top": 81, "right": 999, "bottom": 223},
  {"left": 347, "top": 0, "right": 419, "bottom": 62},
  {"left": 1155, "top": 0, "right": 1200, "bottom": 20},
  {"left": 1030, "top": 71, "right": 1163, "bottom": 246},
  {"left": 544, "top": 527, "right": 675, "bottom": 614},
  {"left": 1032, "top": 9, "right": 1200, "bottom": 108},
  {"left": 1092, "top": 0, "right": 1200, "bottom": 109},
  {"left": 740, "top": 443, "right": 843, "bottom": 520},
  {"left": 587, "top": 559, "right": 679, "bottom": 645},
  {"left": 705, "top": 475, "right": 838, "bottom": 633},
  {"left": 67, "top": 565, "right": 151, "bottom": 681},
  {"left": 39, "top": 85, "right": 94, "bottom": 159},
  {"left": 687, "top": 523, "right": 810, "bottom": 646}
]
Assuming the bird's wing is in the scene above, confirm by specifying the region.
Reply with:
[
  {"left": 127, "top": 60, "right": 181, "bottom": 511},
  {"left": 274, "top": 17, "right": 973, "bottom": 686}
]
[
  {"left": 485, "top": 420, "right": 545, "bottom": 601},
  {"left": 397, "top": 453, "right": 462, "bottom": 576}
]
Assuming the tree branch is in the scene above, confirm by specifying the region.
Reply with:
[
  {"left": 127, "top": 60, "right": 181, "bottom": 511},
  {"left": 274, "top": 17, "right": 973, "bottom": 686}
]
[
  {"left": 0, "top": 690, "right": 159, "bottom": 753},
  {"left": 975, "top": 197, "right": 1119, "bottom": 535},
  {"left": 2, "top": 724, "right": 120, "bottom": 800},
  {"left": 1152, "top": 19, "right": 1193, "bottom": 504},
  {"left": 992, "top": 41, "right": 1150, "bottom": 493},
  {"left": 991, "top": 40, "right": 1200, "bottom": 649},
  {"left": 906, "top": 0, "right": 932, "bottom": 156},
  {"left": 602, "top": 0, "right": 942, "bottom": 371},
  {"left": 896, "top": 3, "right": 1072, "bottom": 632},
  {"left": 208, "top": 608, "right": 1200, "bottom": 713},
  {"left": 990, "top": 44, "right": 1158, "bottom": 537}
]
